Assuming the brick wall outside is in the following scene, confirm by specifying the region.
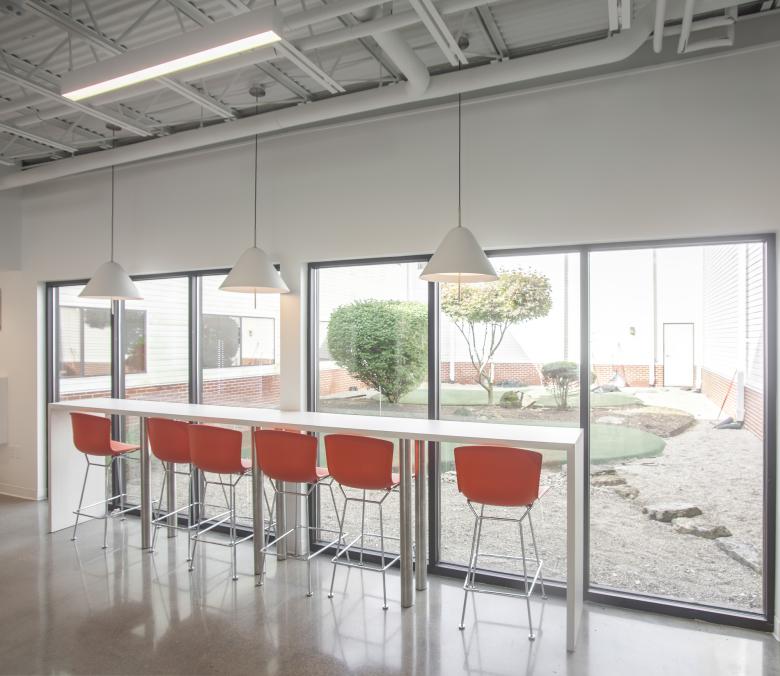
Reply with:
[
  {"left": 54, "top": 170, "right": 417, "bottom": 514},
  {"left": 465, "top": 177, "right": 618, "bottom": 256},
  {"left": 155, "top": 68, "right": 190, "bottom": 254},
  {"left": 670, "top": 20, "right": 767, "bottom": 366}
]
[
  {"left": 701, "top": 368, "right": 763, "bottom": 439},
  {"left": 592, "top": 364, "right": 665, "bottom": 388}
]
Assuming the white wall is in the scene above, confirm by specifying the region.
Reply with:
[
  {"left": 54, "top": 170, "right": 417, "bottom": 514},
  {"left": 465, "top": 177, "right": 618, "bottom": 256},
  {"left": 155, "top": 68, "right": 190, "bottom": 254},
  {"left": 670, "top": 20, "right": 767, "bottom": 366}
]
[{"left": 0, "top": 44, "right": 778, "bottom": 628}]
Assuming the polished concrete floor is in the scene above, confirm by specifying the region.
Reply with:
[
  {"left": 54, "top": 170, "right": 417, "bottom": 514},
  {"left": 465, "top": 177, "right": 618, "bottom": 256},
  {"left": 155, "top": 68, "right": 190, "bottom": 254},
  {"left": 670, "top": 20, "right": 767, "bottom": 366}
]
[{"left": 0, "top": 495, "right": 777, "bottom": 676}]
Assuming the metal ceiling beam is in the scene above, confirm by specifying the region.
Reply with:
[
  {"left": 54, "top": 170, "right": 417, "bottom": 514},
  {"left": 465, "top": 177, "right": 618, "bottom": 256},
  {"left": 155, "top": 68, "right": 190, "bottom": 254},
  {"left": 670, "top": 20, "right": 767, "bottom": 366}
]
[
  {"left": 407, "top": 0, "right": 467, "bottom": 66},
  {"left": 166, "top": 0, "right": 214, "bottom": 26},
  {"left": 475, "top": 6, "right": 508, "bottom": 59},
  {"left": 275, "top": 40, "right": 346, "bottom": 93},
  {"left": 312, "top": 0, "right": 402, "bottom": 80},
  {"left": 25, "top": 0, "right": 237, "bottom": 119},
  {"left": 0, "top": 120, "right": 76, "bottom": 153},
  {"left": 255, "top": 62, "right": 313, "bottom": 101},
  {"left": 0, "top": 57, "right": 153, "bottom": 136}
]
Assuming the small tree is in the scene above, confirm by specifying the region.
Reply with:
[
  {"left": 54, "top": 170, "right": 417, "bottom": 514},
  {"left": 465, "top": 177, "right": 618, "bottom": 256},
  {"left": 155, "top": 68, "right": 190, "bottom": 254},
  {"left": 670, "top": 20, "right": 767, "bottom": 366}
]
[
  {"left": 541, "top": 361, "right": 579, "bottom": 410},
  {"left": 327, "top": 300, "right": 427, "bottom": 404},
  {"left": 441, "top": 270, "right": 552, "bottom": 404}
]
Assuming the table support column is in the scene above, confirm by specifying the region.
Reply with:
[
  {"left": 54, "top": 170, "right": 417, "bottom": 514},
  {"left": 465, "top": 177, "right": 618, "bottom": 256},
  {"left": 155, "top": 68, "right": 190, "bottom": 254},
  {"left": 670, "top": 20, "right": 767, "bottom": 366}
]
[
  {"left": 139, "top": 417, "right": 152, "bottom": 551},
  {"left": 252, "top": 429, "right": 265, "bottom": 585},
  {"left": 414, "top": 440, "right": 427, "bottom": 591},
  {"left": 567, "top": 434, "right": 585, "bottom": 651},
  {"left": 400, "top": 438, "right": 414, "bottom": 608},
  {"left": 166, "top": 461, "right": 177, "bottom": 538}
]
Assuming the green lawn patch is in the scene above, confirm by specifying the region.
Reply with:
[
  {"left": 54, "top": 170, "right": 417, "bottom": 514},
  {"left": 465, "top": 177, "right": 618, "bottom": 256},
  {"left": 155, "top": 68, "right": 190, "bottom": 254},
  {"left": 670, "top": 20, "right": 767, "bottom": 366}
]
[{"left": 438, "top": 422, "right": 664, "bottom": 470}]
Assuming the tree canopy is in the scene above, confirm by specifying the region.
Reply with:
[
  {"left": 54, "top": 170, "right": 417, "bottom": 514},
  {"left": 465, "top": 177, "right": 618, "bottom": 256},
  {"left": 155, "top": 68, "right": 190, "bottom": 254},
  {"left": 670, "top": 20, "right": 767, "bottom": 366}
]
[{"left": 440, "top": 270, "right": 552, "bottom": 403}]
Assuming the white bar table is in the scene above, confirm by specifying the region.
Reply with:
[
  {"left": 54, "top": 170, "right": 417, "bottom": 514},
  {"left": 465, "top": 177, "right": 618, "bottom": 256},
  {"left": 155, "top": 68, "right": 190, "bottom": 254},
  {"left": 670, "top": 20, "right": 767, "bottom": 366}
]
[{"left": 48, "top": 398, "right": 584, "bottom": 651}]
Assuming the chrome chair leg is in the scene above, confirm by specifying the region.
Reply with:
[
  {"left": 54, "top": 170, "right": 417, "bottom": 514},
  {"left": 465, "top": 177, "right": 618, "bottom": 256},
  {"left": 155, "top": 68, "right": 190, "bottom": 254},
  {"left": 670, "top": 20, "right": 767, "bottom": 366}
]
[
  {"left": 151, "top": 462, "right": 168, "bottom": 552},
  {"left": 379, "top": 500, "right": 388, "bottom": 610},
  {"left": 230, "top": 481, "right": 238, "bottom": 581},
  {"left": 528, "top": 510, "right": 546, "bottom": 599},
  {"left": 518, "top": 514, "right": 534, "bottom": 641},
  {"left": 459, "top": 511, "right": 479, "bottom": 630},
  {"left": 71, "top": 456, "right": 90, "bottom": 542},
  {"left": 102, "top": 457, "right": 113, "bottom": 550},
  {"left": 459, "top": 505, "right": 484, "bottom": 630},
  {"left": 328, "top": 498, "right": 349, "bottom": 599},
  {"left": 359, "top": 489, "right": 366, "bottom": 566}
]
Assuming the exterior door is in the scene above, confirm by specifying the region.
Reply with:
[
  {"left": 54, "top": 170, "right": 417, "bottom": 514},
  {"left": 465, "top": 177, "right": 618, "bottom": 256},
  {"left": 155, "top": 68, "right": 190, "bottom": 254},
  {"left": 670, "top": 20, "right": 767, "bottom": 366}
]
[{"left": 663, "top": 323, "right": 694, "bottom": 387}]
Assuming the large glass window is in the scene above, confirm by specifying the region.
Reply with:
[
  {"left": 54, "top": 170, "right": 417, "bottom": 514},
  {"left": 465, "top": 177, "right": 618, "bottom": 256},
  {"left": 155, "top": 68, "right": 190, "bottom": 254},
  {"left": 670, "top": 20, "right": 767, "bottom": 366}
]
[
  {"left": 438, "top": 252, "right": 579, "bottom": 582},
  {"left": 54, "top": 285, "right": 112, "bottom": 400},
  {"left": 307, "top": 240, "right": 774, "bottom": 628},
  {"left": 589, "top": 243, "right": 767, "bottom": 614},
  {"left": 315, "top": 261, "right": 429, "bottom": 418},
  {"left": 200, "top": 275, "right": 280, "bottom": 409},
  {"left": 121, "top": 277, "right": 191, "bottom": 508},
  {"left": 312, "top": 260, "right": 429, "bottom": 546}
]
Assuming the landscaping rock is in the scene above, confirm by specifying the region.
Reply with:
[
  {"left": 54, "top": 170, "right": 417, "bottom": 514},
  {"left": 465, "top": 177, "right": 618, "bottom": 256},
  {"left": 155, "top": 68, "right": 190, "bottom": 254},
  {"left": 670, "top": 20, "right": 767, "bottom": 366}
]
[
  {"left": 592, "top": 475, "right": 626, "bottom": 487},
  {"left": 597, "top": 415, "right": 626, "bottom": 425},
  {"left": 672, "top": 517, "right": 732, "bottom": 539},
  {"left": 642, "top": 503, "right": 702, "bottom": 522},
  {"left": 615, "top": 485, "right": 639, "bottom": 500},
  {"left": 716, "top": 539, "right": 762, "bottom": 574},
  {"left": 591, "top": 466, "right": 616, "bottom": 476}
]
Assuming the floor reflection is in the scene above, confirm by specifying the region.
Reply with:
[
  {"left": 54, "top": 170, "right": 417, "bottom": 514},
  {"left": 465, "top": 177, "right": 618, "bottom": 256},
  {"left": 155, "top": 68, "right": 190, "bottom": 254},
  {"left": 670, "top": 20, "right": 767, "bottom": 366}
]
[{"left": 1, "top": 496, "right": 777, "bottom": 676}]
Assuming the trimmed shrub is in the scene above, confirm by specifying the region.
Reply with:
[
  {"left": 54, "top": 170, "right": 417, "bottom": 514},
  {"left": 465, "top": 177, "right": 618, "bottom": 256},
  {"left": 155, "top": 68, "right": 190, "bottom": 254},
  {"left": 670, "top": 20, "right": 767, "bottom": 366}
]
[
  {"left": 541, "top": 361, "right": 579, "bottom": 410},
  {"left": 327, "top": 300, "right": 427, "bottom": 404}
]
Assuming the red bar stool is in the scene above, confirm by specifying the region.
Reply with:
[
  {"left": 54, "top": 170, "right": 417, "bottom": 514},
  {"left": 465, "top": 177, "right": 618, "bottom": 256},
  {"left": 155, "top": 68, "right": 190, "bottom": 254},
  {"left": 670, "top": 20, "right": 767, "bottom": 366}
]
[
  {"left": 187, "top": 424, "right": 253, "bottom": 581},
  {"left": 454, "top": 445, "right": 548, "bottom": 640},
  {"left": 147, "top": 417, "right": 199, "bottom": 553},
  {"left": 325, "top": 433, "right": 402, "bottom": 610},
  {"left": 253, "top": 429, "right": 345, "bottom": 596},
  {"left": 70, "top": 412, "right": 139, "bottom": 549}
]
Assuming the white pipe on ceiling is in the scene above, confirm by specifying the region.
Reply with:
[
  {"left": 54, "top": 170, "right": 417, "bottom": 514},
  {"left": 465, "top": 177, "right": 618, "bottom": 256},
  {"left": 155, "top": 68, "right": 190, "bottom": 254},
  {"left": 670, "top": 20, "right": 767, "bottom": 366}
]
[{"left": 0, "top": 5, "right": 659, "bottom": 191}]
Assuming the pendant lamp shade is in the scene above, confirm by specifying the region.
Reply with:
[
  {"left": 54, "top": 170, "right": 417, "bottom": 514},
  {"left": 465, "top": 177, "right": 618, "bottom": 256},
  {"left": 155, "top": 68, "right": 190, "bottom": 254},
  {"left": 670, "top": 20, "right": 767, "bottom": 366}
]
[
  {"left": 419, "top": 226, "right": 498, "bottom": 283},
  {"left": 80, "top": 260, "right": 142, "bottom": 300},
  {"left": 219, "top": 246, "right": 289, "bottom": 293},
  {"left": 80, "top": 160, "right": 143, "bottom": 301}
]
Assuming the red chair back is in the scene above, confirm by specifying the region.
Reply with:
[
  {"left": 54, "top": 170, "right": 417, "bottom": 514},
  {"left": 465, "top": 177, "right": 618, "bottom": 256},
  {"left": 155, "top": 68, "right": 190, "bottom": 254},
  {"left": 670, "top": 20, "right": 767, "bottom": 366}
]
[
  {"left": 148, "top": 418, "right": 191, "bottom": 464},
  {"left": 454, "top": 446, "right": 542, "bottom": 507},
  {"left": 188, "top": 424, "right": 246, "bottom": 475},
  {"left": 254, "top": 429, "right": 318, "bottom": 483},
  {"left": 325, "top": 434, "right": 394, "bottom": 490},
  {"left": 71, "top": 412, "right": 113, "bottom": 456}
]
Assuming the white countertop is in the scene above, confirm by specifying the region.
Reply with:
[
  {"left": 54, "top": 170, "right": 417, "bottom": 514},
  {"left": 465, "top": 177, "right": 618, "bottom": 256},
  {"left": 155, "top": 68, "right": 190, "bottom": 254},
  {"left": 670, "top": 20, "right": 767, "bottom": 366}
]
[{"left": 50, "top": 398, "right": 582, "bottom": 451}]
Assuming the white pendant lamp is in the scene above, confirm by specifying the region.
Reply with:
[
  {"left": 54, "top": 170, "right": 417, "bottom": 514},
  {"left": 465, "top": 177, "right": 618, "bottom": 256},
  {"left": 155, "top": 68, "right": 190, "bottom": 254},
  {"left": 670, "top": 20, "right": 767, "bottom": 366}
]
[
  {"left": 420, "top": 93, "right": 497, "bottom": 284},
  {"left": 80, "top": 164, "right": 142, "bottom": 300},
  {"left": 221, "top": 120, "right": 288, "bottom": 294}
]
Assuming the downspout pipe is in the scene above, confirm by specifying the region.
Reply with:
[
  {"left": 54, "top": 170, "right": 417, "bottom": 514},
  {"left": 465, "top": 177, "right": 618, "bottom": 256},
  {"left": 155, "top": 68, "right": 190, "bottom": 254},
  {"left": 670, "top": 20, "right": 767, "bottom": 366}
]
[{"left": 0, "top": 6, "right": 655, "bottom": 191}]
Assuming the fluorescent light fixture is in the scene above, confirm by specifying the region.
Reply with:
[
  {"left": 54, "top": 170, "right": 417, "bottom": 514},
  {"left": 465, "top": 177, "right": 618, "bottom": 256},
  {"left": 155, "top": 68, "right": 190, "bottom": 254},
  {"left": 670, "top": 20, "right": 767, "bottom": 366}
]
[{"left": 61, "top": 7, "right": 282, "bottom": 101}]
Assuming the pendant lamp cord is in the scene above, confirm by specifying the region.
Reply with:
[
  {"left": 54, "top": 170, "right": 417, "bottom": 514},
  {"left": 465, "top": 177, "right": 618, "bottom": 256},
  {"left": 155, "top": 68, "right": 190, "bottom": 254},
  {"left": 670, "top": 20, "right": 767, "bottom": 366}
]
[
  {"left": 457, "top": 73, "right": 463, "bottom": 299},
  {"left": 110, "top": 127, "right": 116, "bottom": 263},
  {"left": 457, "top": 91, "right": 462, "bottom": 229},
  {"left": 253, "top": 96, "right": 259, "bottom": 248},
  {"left": 254, "top": 97, "right": 259, "bottom": 307}
]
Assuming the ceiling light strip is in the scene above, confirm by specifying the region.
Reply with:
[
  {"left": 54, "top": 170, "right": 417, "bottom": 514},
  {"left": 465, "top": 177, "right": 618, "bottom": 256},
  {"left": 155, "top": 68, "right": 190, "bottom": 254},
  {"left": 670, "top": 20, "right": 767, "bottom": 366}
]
[{"left": 60, "top": 7, "right": 282, "bottom": 102}]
